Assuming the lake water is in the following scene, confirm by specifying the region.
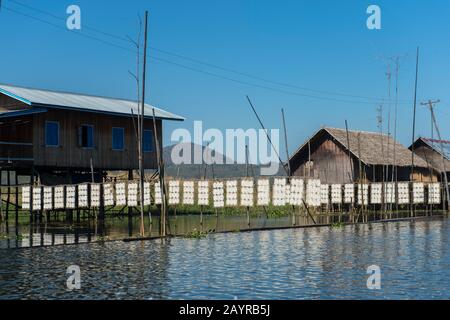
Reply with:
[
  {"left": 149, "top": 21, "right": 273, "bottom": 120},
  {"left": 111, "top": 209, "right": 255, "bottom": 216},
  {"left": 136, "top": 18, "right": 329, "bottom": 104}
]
[{"left": 0, "top": 217, "right": 449, "bottom": 300}]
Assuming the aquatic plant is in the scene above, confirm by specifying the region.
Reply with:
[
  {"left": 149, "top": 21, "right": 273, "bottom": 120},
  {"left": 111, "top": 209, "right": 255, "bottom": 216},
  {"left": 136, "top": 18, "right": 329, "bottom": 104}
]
[
  {"left": 331, "top": 222, "right": 345, "bottom": 229},
  {"left": 184, "top": 228, "right": 211, "bottom": 239}
]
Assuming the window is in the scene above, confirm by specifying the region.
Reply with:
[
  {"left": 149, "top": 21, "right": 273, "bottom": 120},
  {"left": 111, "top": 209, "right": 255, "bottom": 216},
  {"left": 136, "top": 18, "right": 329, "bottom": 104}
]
[
  {"left": 78, "top": 125, "right": 94, "bottom": 148},
  {"left": 143, "top": 130, "right": 153, "bottom": 152},
  {"left": 112, "top": 127, "right": 125, "bottom": 151},
  {"left": 45, "top": 121, "right": 59, "bottom": 147}
]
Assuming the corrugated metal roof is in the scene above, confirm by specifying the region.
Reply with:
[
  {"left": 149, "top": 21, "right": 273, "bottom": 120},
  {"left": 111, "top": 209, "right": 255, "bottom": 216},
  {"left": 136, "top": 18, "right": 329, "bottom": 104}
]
[{"left": 0, "top": 84, "right": 184, "bottom": 121}]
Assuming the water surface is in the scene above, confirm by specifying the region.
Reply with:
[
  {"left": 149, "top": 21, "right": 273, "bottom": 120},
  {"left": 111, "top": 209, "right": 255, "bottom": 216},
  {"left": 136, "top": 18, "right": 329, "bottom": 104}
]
[{"left": 0, "top": 217, "right": 448, "bottom": 299}]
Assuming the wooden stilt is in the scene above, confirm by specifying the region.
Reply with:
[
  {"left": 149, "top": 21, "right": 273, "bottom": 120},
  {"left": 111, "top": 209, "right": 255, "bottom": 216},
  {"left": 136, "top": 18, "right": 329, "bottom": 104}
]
[
  {"left": 6, "top": 169, "right": 11, "bottom": 222},
  {"left": 15, "top": 171, "right": 19, "bottom": 223},
  {"left": 0, "top": 170, "right": 3, "bottom": 222}
]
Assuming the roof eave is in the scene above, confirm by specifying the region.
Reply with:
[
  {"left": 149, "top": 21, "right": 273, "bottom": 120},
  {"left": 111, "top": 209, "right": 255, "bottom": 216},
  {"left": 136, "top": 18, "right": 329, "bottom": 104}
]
[
  {"left": 0, "top": 107, "right": 48, "bottom": 119},
  {"left": 0, "top": 88, "right": 32, "bottom": 106},
  {"left": 31, "top": 103, "right": 185, "bottom": 122}
]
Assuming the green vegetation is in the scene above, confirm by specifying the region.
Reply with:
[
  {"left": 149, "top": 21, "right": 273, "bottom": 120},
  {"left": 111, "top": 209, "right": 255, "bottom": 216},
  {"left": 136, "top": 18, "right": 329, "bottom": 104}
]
[
  {"left": 331, "top": 222, "right": 345, "bottom": 229},
  {"left": 165, "top": 204, "right": 294, "bottom": 218},
  {"left": 184, "top": 228, "right": 212, "bottom": 239}
]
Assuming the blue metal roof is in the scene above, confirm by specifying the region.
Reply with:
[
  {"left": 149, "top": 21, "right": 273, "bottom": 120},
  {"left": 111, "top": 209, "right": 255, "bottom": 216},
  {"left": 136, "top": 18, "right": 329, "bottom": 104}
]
[
  {"left": 0, "top": 107, "right": 48, "bottom": 119},
  {"left": 0, "top": 84, "right": 184, "bottom": 121}
]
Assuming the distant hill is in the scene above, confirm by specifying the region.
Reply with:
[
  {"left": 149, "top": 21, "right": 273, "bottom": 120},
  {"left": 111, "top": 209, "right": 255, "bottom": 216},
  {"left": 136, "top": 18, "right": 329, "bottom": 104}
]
[{"left": 163, "top": 143, "right": 285, "bottom": 178}]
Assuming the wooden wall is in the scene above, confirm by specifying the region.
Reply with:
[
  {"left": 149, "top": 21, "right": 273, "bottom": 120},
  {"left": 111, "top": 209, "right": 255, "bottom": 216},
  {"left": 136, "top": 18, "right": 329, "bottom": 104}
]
[
  {"left": 32, "top": 109, "right": 161, "bottom": 170},
  {"left": 291, "top": 136, "right": 355, "bottom": 184}
]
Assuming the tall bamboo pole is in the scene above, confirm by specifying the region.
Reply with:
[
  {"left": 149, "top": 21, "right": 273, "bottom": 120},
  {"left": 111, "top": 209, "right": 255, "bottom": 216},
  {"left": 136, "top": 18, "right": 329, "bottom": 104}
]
[
  {"left": 410, "top": 47, "right": 420, "bottom": 217},
  {"left": 138, "top": 11, "right": 149, "bottom": 237}
]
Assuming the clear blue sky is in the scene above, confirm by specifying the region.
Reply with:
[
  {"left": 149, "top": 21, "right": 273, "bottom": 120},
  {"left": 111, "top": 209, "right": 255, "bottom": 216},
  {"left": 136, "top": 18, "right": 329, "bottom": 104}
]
[{"left": 1, "top": 0, "right": 450, "bottom": 160}]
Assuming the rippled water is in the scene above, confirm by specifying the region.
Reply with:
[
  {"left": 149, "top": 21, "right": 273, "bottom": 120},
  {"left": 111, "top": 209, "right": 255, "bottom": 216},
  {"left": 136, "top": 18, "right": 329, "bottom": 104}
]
[{"left": 0, "top": 218, "right": 449, "bottom": 300}]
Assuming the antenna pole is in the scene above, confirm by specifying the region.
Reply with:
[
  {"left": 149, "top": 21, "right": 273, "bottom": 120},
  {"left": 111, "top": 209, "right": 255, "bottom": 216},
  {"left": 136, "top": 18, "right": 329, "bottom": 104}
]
[{"left": 411, "top": 47, "right": 420, "bottom": 182}]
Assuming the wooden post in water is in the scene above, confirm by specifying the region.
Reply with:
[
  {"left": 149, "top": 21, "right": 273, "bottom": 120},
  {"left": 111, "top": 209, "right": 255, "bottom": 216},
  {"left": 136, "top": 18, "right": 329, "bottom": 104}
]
[
  {"left": 15, "top": 171, "right": 19, "bottom": 223},
  {"left": 245, "top": 145, "right": 251, "bottom": 228},
  {"left": 0, "top": 170, "right": 3, "bottom": 222},
  {"left": 152, "top": 107, "right": 167, "bottom": 237},
  {"left": 6, "top": 169, "right": 10, "bottom": 222}
]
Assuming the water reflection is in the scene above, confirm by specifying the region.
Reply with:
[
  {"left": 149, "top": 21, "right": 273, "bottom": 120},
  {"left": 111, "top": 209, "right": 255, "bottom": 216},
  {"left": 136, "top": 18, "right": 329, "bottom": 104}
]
[
  {"left": 1, "top": 212, "right": 331, "bottom": 249},
  {"left": 0, "top": 218, "right": 448, "bottom": 299}
]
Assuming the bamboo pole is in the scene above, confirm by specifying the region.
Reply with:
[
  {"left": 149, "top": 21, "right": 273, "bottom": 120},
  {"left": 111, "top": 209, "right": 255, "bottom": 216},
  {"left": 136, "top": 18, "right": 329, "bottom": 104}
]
[
  {"left": 152, "top": 108, "right": 167, "bottom": 237},
  {"left": 138, "top": 11, "right": 149, "bottom": 237}
]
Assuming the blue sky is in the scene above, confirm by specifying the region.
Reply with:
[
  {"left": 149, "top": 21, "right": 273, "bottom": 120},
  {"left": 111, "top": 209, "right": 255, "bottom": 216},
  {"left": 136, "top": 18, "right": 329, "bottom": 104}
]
[{"left": 1, "top": 0, "right": 450, "bottom": 160}]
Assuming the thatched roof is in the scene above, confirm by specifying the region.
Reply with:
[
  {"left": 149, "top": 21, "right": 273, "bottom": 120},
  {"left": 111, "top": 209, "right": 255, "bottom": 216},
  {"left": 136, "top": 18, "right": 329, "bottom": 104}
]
[
  {"left": 410, "top": 137, "right": 450, "bottom": 172},
  {"left": 291, "top": 127, "right": 429, "bottom": 168}
]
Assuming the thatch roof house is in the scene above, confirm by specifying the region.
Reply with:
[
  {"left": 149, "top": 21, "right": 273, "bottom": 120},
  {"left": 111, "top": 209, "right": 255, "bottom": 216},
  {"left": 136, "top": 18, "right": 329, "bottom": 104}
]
[
  {"left": 410, "top": 137, "right": 450, "bottom": 181},
  {"left": 289, "top": 127, "right": 436, "bottom": 184}
]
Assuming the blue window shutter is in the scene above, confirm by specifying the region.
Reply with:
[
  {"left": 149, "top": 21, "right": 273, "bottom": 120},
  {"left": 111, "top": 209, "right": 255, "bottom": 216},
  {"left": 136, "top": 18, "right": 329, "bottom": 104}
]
[
  {"left": 112, "top": 128, "right": 124, "bottom": 150},
  {"left": 143, "top": 130, "right": 153, "bottom": 152},
  {"left": 45, "top": 122, "right": 59, "bottom": 146}
]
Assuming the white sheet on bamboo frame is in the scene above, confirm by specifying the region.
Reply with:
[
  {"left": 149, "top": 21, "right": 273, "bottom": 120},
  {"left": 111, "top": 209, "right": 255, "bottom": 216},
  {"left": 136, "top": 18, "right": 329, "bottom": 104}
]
[
  {"left": 370, "top": 183, "right": 383, "bottom": 205},
  {"left": 143, "top": 182, "right": 151, "bottom": 206},
  {"left": 213, "top": 181, "right": 225, "bottom": 208},
  {"left": 182, "top": 181, "right": 195, "bottom": 205},
  {"left": 198, "top": 180, "right": 209, "bottom": 206},
  {"left": 21, "top": 186, "right": 31, "bottom": 210},
  {"left": 331, "top": 184, "right": 342, "bottom": 204},
  {"left": 428, "top": 183, "right": 441, "bottom": 204},
  {"left": 54, "top": 186, "right": 65, "bottom": 209},
  {"left": 357, "top": 184, "right": 369, "bottom": 206},
  {"left": 385, "top": 183, "right": 396, "bottom": 204},
  {"left": 413, "top": 183, "right": 425, "bottom": 204},
  {"left": 114, "top": 183, "right": 127, "bottom": 206},
  {"left": 320, "top": 184, "right": 329, "bottom": 205},
  {"left": 226, "top": 180, "right": 238, "bottom": 207},
  {"left": 33, "top": 187, "right": 42, "bottom": 211},
  {"left": 240, "top": 179, "right": 254, "bottom": 207},
  {"left": 127, "top": 183, "right": 139, "bottom": 207},
  {"left": 344, "top": 184, "right": 354, "bottom": 204},
  {"left": 43, "top": 187, "right": 53, "bottom": 210},
  {"left": 397, "top": 182, "right": 410, "bottom": 205},
  {"left": 103, "top": 183, "right": 115, "bottom": 206},
  {"left": 273, "top": 178, "right": 287, "bottom": 206},
  {"left": 90, "top": 184, "right": 101, "bottom": 208},
  {"left": 169, "top": 180, "right": 181, "bottom": 205},
  {"left": 289, "top": 178, "right": 304, "bottom": 206},
  {"left": 257, "top": 179, "right": 270, "bottom": 206},
  {"left": 306, "top": 179, "right": 321, "bottom": 207},
  {"left": 154, "top": 182, "right": 162, "bottom": 205},
  {"left": 66, "top": 186, "right": 76, "bottom": 209},
  {"left": 78, "top": 184, "right": 89, "bottom": 208}
]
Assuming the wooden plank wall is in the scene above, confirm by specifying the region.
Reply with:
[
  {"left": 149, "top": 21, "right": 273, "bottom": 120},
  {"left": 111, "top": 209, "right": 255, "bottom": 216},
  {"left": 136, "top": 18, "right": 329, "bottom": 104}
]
[
  {"left": 292, "top": 137, "right": 355, "bottom": 184},
  {"left": 32, "top": 109, "right": 161, "bottom": 170}
]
